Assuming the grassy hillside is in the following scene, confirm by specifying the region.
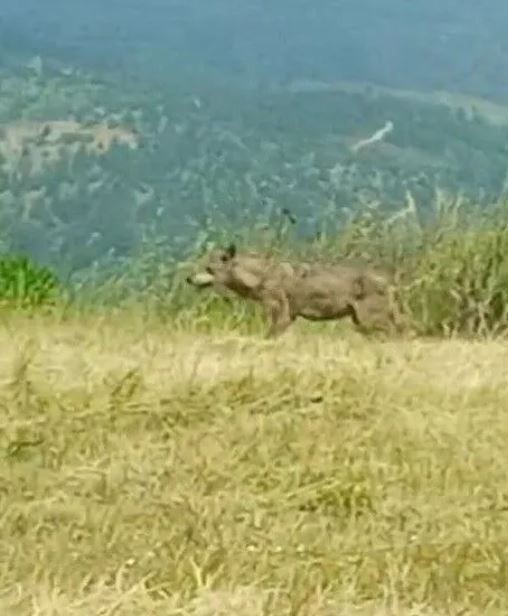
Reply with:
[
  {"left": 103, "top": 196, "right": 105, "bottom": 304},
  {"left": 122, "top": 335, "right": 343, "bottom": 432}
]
[{"left": 1, "top": 314, "right": 508, "bottom": 614}]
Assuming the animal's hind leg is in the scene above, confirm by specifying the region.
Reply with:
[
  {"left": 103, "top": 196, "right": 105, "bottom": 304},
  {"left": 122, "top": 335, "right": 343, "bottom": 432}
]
[
  {"left": 352, "top": 299, "right": 394, "bottom": 337},
  {"left": 347, "top": 302, "right": 377, "bottom": 336},
  {"left": 388, "top": 305, "right": 415, "bottom": 338}
]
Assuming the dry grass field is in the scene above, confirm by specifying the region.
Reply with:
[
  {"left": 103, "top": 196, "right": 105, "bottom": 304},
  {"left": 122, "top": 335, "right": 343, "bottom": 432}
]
[{"left": 1, "top": 313, "right": 508, "bottom": 615}]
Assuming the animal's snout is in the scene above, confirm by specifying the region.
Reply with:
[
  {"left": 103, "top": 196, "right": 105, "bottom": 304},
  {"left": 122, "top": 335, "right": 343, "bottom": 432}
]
[{"left": 186, "top": 271, "right": 215, "bottom": 287}]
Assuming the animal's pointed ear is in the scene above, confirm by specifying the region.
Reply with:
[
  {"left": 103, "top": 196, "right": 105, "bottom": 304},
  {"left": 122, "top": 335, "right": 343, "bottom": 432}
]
[{"left": 225, "top": 242, "right": 237, "bottom": 259}]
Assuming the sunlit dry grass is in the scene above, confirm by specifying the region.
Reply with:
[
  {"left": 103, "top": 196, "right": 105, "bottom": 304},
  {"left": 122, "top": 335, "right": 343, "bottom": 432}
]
[{"left": 1, "top": 313, "right": 508, "bottom": 615}]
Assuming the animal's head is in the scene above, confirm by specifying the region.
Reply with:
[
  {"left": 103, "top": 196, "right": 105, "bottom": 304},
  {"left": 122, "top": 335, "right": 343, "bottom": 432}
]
[
  {"left": 185, "top": 243, "right": 263, "bottom": 295},
  {"left": 186, "top": 243, "right": 238, "bottom": 289}
]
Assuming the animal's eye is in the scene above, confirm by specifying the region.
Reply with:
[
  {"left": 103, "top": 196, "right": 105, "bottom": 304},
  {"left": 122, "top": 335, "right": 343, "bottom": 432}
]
[
  {"left": 220, "top": 254, "right": 229, "bottom": 262},
  {"left": 206, "top": 266, "right": 214, "bottom": 274}
]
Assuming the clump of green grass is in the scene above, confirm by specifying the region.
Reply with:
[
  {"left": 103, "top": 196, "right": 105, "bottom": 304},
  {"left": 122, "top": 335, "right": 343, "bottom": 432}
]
[
  {"left": 1, "top": 314, "right": 508, "bottom": 614},
  {"left": 0, "top": 254, "right": 60, "bottom": 311}
]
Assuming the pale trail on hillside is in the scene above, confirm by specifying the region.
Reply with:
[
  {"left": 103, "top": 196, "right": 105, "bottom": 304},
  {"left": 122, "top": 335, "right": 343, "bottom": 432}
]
[{"left": 351, "top": 120, "right": 394, "bottom": 153}]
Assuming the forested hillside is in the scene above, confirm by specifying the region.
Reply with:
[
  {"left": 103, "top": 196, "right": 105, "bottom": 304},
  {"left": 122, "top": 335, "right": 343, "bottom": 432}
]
[{"left": 0, "top": 50, "right": 508, "bottom": 282}]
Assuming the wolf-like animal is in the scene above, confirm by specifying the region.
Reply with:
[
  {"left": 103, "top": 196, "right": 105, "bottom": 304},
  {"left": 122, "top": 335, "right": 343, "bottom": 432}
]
[{"left": 186, "top": 243, "right": 407, "bottom": 337}]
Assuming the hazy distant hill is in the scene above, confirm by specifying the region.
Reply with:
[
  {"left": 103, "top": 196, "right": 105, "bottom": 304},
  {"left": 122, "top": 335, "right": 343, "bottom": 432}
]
[{"left": 2, "top": 0, "right": 508, "bottom": 101}]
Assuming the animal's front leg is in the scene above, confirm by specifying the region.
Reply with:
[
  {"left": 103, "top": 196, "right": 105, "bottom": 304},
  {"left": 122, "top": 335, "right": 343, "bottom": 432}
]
[{"left": 262, "top": 293, "right": 294, "bottom": 338}]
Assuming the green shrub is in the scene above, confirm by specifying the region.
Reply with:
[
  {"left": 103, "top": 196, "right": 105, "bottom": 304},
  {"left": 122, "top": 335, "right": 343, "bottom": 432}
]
[
  {"left": 327, "top": 198, "right": 508, "bottom": 337},
  {"left": 402, "top": 226, "right": 508, "bottom": 336},
  {"left": 0, "top": 255, "right": 60, "bottom": 309}
]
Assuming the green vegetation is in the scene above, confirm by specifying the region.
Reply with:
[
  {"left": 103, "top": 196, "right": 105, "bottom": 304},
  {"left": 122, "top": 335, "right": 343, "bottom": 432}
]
[{"left": 0, "top": 254, "right": 60, "bottom": 309}]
